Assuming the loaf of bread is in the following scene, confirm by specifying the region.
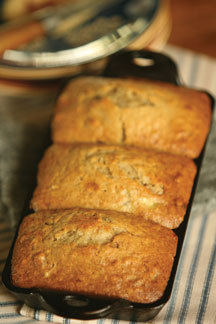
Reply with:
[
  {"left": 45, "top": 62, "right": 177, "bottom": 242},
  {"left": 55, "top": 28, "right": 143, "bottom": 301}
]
[
  {"left": 11, "top": 208, "right": 178, "bottom": 304},
  {"left": 51, "top": 76, "right": 211, "bottom": 158},
  {"left": 31, "top": 143, "right": 196, "bottom": 228}
]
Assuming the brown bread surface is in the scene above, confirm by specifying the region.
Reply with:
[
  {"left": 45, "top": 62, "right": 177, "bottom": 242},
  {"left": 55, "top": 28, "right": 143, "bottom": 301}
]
[
  {"left": 31, "top": 143, "right": 197, "bottom": 228},
  {"left": 51, "top": 76, "right": 211, "bottom": 158},
  {"left": 11, "top": 208, "right": 178, "bottom": 304}
]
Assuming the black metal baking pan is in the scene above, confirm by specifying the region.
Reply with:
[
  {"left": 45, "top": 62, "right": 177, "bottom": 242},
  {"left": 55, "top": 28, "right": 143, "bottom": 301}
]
[{"left": 2, "top": 50, "right": 214, "bottom": 322}]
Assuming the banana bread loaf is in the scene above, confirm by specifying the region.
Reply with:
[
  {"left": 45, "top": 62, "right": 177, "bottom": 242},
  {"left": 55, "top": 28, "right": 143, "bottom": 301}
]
[
  {"left": 11, "top": 208, "right": 178, "bottom": 304},
  {"left": 31, "top": 143, "right": 197, "bottom": 228},
  {"left": 51, "top": 76, "right": 211, "bottom": 158}
]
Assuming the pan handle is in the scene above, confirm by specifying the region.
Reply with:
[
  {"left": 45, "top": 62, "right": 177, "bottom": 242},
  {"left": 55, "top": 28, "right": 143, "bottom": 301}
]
[
  {"left": 35, "top": 291, "right": 130, "bottom": 320},
  {"left": 104, "top": 50, "right": 181, "bottom": 85}
]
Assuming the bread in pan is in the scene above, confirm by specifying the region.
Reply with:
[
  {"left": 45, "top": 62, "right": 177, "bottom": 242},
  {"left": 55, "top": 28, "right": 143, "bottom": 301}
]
[
  {"left": 30, "top": 143, "right": 197, "bottom": 229},
  {"left": 11, "top": 208, "right": 178, "bottom": 304},
  {"left": 51, "top": 76, "right": 211, "bottom": 158}
]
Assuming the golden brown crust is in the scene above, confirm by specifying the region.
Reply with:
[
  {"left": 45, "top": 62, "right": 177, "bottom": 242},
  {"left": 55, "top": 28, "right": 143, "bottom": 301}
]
[
  {"left": 31, "top": 143, "right": 197, "bottom": 228},
  {"left": 51, "top": 76, "right": 211, "bottom": 158},
  {"left": 11, "top": 208, "right": 178, "bottom": 304}
]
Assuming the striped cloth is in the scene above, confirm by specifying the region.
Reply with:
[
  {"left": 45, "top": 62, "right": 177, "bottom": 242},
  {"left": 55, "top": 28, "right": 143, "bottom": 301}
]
[{"left": 0, "top": 44, "right": 216, "bottom": 324}]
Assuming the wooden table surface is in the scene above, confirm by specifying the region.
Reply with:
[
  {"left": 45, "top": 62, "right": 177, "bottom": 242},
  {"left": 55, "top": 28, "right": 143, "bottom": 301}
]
[{"left": 168, "top": 0, "right": 216, "bottom": 58}]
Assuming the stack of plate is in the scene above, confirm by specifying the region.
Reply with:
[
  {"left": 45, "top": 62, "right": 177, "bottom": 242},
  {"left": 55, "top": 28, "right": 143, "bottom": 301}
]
[{"left": 0, "top": 0, "right": 171, "bottom": 79}]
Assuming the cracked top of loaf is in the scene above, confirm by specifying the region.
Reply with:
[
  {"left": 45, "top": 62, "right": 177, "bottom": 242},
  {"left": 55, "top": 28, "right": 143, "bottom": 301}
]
[
  {"left": 11, "top": 208, "right": 178, "bottom": 304},
  {"left": 31, "top": 143, "right": 196, "bottom": 228},
  {"left": 51, "top": 76, "right": 211, "bottom": 158}
]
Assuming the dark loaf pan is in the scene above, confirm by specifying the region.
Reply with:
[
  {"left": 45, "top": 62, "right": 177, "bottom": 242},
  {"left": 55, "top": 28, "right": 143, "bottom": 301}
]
[{"left": 2, "top": 50, "right": 215, "bottom": 322}]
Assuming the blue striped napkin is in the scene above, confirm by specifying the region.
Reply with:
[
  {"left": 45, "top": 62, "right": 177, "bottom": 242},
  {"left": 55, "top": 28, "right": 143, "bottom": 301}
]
[{"left": 0, "top": 44, "right": 216, "bottom": 323}]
